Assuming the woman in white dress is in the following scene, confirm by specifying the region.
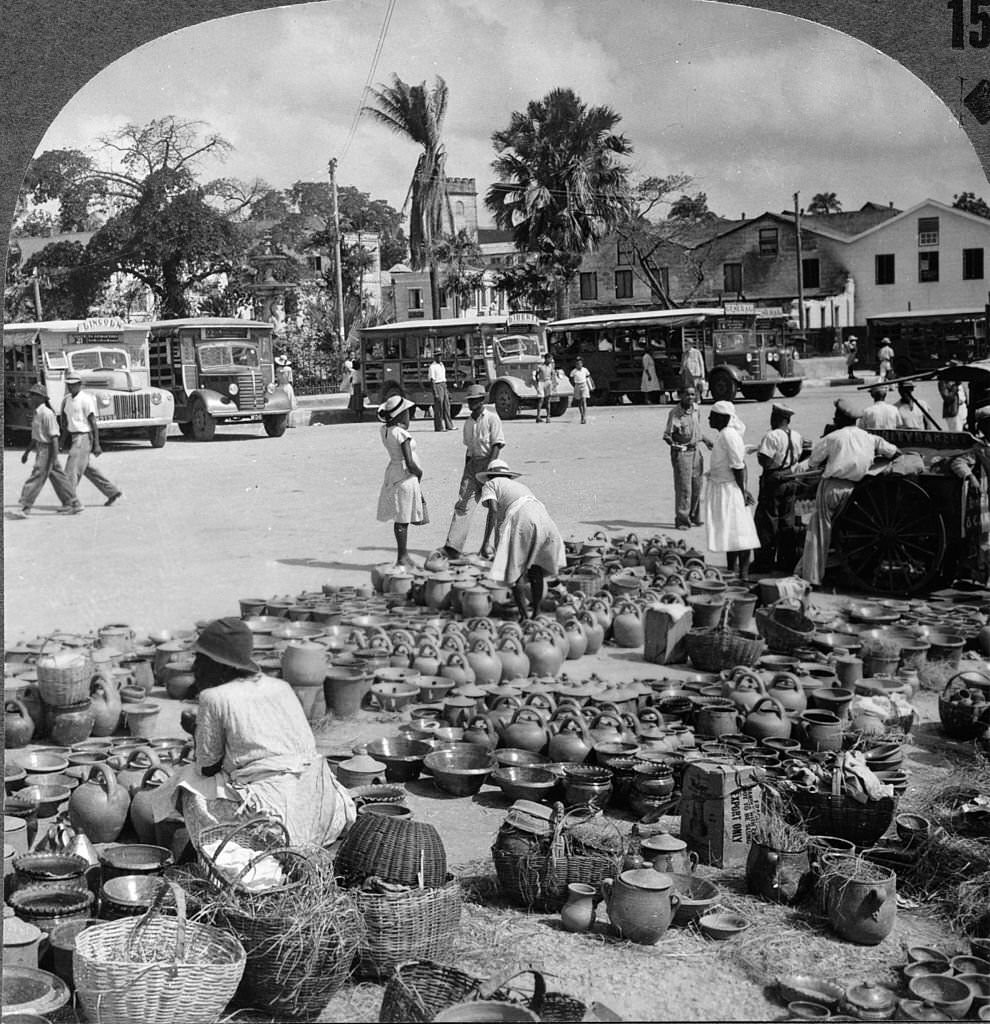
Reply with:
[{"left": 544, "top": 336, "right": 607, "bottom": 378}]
[
  {"left": 705, "top": 400, "right": 759, "bottom": 580},
  {"left": 477, "top": 459, "right": 565, "bottom": 619},
  {"left": 376, "top": 394, "right": 427, "bottom": 567}
]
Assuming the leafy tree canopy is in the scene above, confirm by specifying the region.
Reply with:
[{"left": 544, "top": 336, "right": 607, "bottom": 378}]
[
  {"left": 807, "top": 191, "right": 842, "bottom": 215},
  {"left": 953, "top": 191, "right": 990, "bottom": 218}
]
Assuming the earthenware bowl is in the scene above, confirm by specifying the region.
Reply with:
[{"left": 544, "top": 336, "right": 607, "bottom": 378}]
[{"left": 698, "top": 911, "right": 749, "bottom": 940}]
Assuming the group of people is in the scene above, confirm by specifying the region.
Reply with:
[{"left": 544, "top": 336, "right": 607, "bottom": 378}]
[
  {"left": 642, "top": 342, "right": 707, "bottom": 404},
  {"left": 14, "top": 375, "right": 124, "bottom": 518}
]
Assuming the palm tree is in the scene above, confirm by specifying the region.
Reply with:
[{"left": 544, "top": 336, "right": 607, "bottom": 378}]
[
  {"left": 486, "top": 87, "right": 632, "bottom": 317},
  {"left": 363, "top": 74, "right": 452, "bottom": 313},
  {"left": 808, "top": 192, "right": 842, "bottom": 215}
]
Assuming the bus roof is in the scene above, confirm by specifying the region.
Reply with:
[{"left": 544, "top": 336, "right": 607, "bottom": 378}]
[
  {"left": 547, "top": 308, "right": 722, "bottom": 332},
  {"left": 3, "top": 319, "right": 150, "bottom": 349},
  {"left": 148, "top": 318, "right": 272, "bottom": 330},
  {"left": 360, "top": 315, "right": 540, "bottom": 334},
  {"left": 867, "top": 308, "right": 985, "bottom": 322}
]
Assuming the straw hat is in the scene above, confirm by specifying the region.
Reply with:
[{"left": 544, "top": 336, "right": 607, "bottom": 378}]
[
  {"left": 464, "top": 384, "right": 488, "bottom": 402},
  {"left": 28, "top": 383, "right": 48, "bottom": 399},
  {"left": 475, "top": 458, "right": 521, "bottom": 483},
  {"left": 377, "top": 394, "right": 416, "bottom": 421}
]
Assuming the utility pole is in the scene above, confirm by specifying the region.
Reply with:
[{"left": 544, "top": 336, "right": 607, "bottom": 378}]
[
  {"left": 793, "top": 192, "right": 806, "bottom": 332},
  {"left": 328, "top": 158, "right": 346, "bottom": 348},
  {"left": 31, "top": 268, "right": 43, "bottom": 319}
]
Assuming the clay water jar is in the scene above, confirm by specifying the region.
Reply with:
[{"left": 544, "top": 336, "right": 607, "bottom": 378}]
[
  {"left": 641, "top": 832, "right": 696, "bottom": 875},
  {"left": 603, "top": 868, "right": 679, "bottom": 944},
  {"left": 461, "top": 587, "right": 493, "bottom": 618},
  {"left": 123, "top": 701, "right": 161, "bottom": 739},
  {"left": 742, "top": 698, "right": 792, "bottom": 741},
  {"left": 47, "top": 700, "right": 96, "bottom": 747},
  {"left": 745, "top": 839, "right": 812, "bottom": 904},
  {"left": 67, "top": 763, "right": 130, "bottom": 844},
  {"left": 834, "top": 656, "right": 864, "bottom": 688},
  {"left": 724, "top": 588, "right": 758, "bottom": 630},
  {"left": 162, "top": 656, "right": 197, "bottom": 701},
  {"left": 694, "top": 699, "right": 741, "bottom": 739},
  {"left": 560, "top": 881, "right": 597, "bottom": 934},
  {"left": 801, "top": 709, "right": 844, "bottom": 753},
  {"left": 5, "top": 697, "right": 35, "bottom": 748},
  {"left": 823, "top": 859, "right": 897, "bottom": 945},
  {"left": 424, "top": 572, "right": 457, "bottom": 612},
  {"left": 324, "top": 665, "right": 371, "bottom": 719},
  {"left": 89, "top": 677, "right": 122, "bottom": 737}
]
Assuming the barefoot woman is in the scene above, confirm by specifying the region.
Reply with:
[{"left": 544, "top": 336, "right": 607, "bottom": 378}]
[{"left": 376, "top": 394, "right": 428, "bottom": 567}]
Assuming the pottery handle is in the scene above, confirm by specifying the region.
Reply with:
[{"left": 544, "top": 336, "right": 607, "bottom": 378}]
[
  {"left": 669, "top": 892, "right": 680, "bottom": 909},
  {"left": 688, "top": 851, "right": 699, "bottom": 872},
  {"left": 865, "top": 884, "right": 889, "bottom": 919}
]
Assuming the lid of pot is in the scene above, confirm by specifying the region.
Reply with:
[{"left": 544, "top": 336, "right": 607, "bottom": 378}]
[
  {"left": 844, "top": 981, "right": 896, "bottom": 1012},
  {"left": 619, "top": 868, "right": 673, "bottom": 890},
  {"left": 641, "top": 833, "right": 686, "bottom": 853},
  {"left": 339, "top": 754, "right": 386, "bottom": 773}
]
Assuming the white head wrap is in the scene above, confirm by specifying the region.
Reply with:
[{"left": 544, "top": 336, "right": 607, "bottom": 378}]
[{"left": 711, "top": 400, "right": 745, "bottom": 434}]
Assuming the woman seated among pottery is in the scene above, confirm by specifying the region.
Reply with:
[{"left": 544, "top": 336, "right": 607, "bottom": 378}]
[
  {"left": 152, "top": 617, "right": 355, "bottom": 849},
  {"left": 477, "top": 459, "right": 565, "bottom": 619}
]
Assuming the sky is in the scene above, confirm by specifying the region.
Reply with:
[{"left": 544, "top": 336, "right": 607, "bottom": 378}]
[{"left": 34, "top": 0, "right": 990, "bottom": 228}]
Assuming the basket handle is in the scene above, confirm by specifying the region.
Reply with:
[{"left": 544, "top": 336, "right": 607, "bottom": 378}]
[
  {"left": 477, "top": 963, "right": 548, "bottom": 1014},
  {"left": 770, "top": 597, "right": 805, "bottom": 615},
  {"left": 207, "top": 814, "right": 290, "bottom": 866},
  {"left": 225, "top": 845, "right": 313, "bottom": 895},
  {"left": 126, "top": 878, "right": 186, "bottom": 964}
]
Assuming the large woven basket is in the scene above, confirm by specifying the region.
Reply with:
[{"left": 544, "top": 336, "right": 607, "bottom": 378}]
[
  {"left": 353, "top": 875, "right": 462, "bottom": 979},
  {"left": 195, "top": 815, "right": 296, "bottom": 894},
  {"left": 36, "top": 648, "right": 94, "bottom": 708},
  {"left": 379, "top": 962, "right": 587, "bottom": 1024},
  {"left": 788, "top": 789, "right": 898, "bottom": 847},
  {"left": 221, "top": 894, "right": 362, "bottom": 1022},
  {"left": 73, "top": 881, "right": 246, "bottom": 1024},
  {"left": 557, "top": 566, "right": 604, "bottom": 597},
  {"left": 684, "top": 609, "right": 766, "bottom": 673},
  {"left": 334, "top": 811, "right": 447, "bottom": 888},
  {"left": 938, "top": 672, "right": 990, "bottom": 740},
  {"left": 754, "top": 599, "right": 815, "bottom": 655}
]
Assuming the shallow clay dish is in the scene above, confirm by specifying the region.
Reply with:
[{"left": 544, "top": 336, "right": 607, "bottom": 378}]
[
  {"left": 698, "top": 911, "right": 749, "bottom": 940},
  {"left": 776, "top": 974, "right": 844, "bottom": 1010}
]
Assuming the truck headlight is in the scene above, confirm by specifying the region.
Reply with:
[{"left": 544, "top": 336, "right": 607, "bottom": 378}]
[
  {"left": 151, "top": 392, "right": 162, "bottom": 405},
  {"left": 745, "top": 352, "right": 753, "bottom": 363},
  {"left": 767, "top": 351, "right": 777, "bottom": 362},
  {"left": 98, "top": 394, "right": 111, "bottom": 408},
  {"left": 228, "top": 383, "right": 239, "bottom": 397}
]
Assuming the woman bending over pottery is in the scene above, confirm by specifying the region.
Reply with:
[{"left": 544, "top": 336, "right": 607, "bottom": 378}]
[
  {"left": 376, "top": 394, "right": 428, "bottom": 568},
  {"left": 477, "top": 459, "right": 566, "bottom": 619},
  {"left": 152, "top": 618, "right": 355, "bottom": 849},
  {"left": 705, "top": 400, "right": 759, "bottom": 581}
]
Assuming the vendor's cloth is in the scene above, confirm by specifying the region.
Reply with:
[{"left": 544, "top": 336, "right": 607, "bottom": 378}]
[
  {"left": 150, "top": 673, "right": 356, "bottom": 847},
  {"left": 480, "top": 476, "right": 565, "bottom": 583}
]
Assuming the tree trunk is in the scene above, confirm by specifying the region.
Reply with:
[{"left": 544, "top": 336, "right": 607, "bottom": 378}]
[{"left": 429, "top": 259, "right": 442, "bottom": 318}]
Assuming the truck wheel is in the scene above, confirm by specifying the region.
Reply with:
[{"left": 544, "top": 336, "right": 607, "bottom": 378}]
[
  {"left": 550, "top": 397, "right": 570, "bottom": 418},
  {"left": 190, "top": 399, "right": 216, "bottom": 441},
  {"left": 264, "top": 414, "right": 288, "bottom": 437},
  {"left": 708, "top": 372, "right": 736, "bottom": 402},
  {"left": 148, "top": 425, "right": 168, "bottom": 448},
  {"left": 776, "top": 381, "right": 803, "bottom": 398},
  {"left": 741, "top": 383, "right": 775, "bottom": 403},
  {"left": 492, "top": 384, "right": 518, "bottom": 420},
  {"left": 177, "top": 420, "right": 194, "bottom": 437}
]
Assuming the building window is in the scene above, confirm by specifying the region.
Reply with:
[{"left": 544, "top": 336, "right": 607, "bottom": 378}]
[
  {"left": 802, "top": 258, "right": 820, "bottom": 289},
  {"left": 919, "top": 251, "right": 940, "bottom": 282},
  {"left": 438, "top": 287, "right": 448, "bottom": 309},
  {"left": 407, "top": 287, "right": 423, "bottom": 310},
  {"left": 759, "top": 228, "right": 779, "bottom": 256},
  {"left": 615, "top": 269, "right": 633, "bottom": 298},
  {"left": 875, "top": 253, "right": 895, "bottom": 285},
  {"left": 617, "top": 239, "right": 634, "bottom": 266},
  {"left": 918, "top": 216, "right": 940, "bottom": 246},
  {"left": 306, "top": 255, "right": 324, "bottom": 272},
  {"left": 723, "top": 262, "right": 743, "bottom": 295},
  {"left": 579, "top": 272, "right": 598, "bottom": 300},
  {"left": 963, "top": 247, "right": 985, "bottom": 280}
]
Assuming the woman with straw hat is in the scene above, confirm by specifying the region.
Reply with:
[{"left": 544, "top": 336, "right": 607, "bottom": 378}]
[
  {"left": 476, "top": 459, "right": 565, "bottom": 619},
  {"left": 376, "top": 393, "right": 428, "bottom": 568}
]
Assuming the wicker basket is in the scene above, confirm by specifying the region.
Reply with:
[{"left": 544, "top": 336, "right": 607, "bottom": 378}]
[
  {"left": 754, "top": 599, "right": 816, "bottom": 655},
  {"left": 938, "top": 673, "right": 990, "bottom": 741},
  {"left": 353, "top": 875, "right": 462, "bottom": 979},
  {"left": 335, "top": 811, "right": 447, "bottom": 888},
  {"left": 684, "top": 602, "right": 766, "bottom": 673},
  {"left": 195, "top": 816, "right": 299, "bottom": 895},
  {"left": 36, "top": 648, "right": 94, "bottom": 708},
  {"left": 73, "top": 881, "right": 246, "bottom": 1024},
  {"left": 221, "top": 890, "right": 363, "bottom": 1022},
  {"left": 379, "top": 961, "right": 587, "bottom": 1024},
  {"left": 558, "top": 566, "right": 604, "bottom": 597},
  {"left": 788, "top": 789, "right": 898, "bottom": 847}
]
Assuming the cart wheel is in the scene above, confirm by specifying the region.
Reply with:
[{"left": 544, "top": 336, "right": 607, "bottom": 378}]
[{"left": 834, "top": 476, "right": 947, "bottom": 595}]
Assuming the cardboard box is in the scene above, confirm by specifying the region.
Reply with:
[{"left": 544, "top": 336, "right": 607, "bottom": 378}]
[{"left": 643, "top": 605, "right": 694, "bottom": 665}]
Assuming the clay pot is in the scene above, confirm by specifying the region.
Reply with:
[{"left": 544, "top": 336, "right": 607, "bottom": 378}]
[
  {"left": 5, "top": 697, "right": 35, "bottom": 748},
  {"left": 801, "top": 710, "right": 844, "bottom": 753},
  {"left": 603, "top": 869, "right": 679, "bottom": 944},
  {"left": 499, "top": 708, "right": 549, "bottom": 753},
  {"left": 89, "top": 677, "right": 122, "bottom": 737},
  {"left": 742, "top": 698, "right": 792, "bottom": 741},
  {"left": 67, "top": 763, "right": 130, "bottom": 843},
  {"left": 547, "top": 712, "right": 592, "bottom": 764},
  {"left": 424, "top": 572, "right": 457, "bottom": 611},
  {"left": 834, "top": 656, "right": 864, "bottom": 688},
  {"left": 641, "top": 832, "right": 695, "bottom": 874},
  {"left": 461, "top": 587, "right": 493, "bottom": 618},
  {"left": 47, "top": 700, "right": 96, "bottom": 747},
  {"left": 560, "top": 882, "right": 597, "bottom": 933},
  {"left": 324, "top": 666, "right": 371, "bottom": 719},
  {"left": 612, "top": 602, "right": 645, "bottom": 648},
  {"left": 745, "top": 840, "right": 811, "bottom": 904},
  {"left": 809, "top": 686, "right": 854, "bottom": 723},
  {"left": 122, "top": 702, "right": 161, "bottom": 739},
  {"left": 562, "top": 765, "right": 613, "bottom": 808},
  {"left": 129, "top": 767, "right": 170, "bottom": 845},
  {"left": 823, "top": 860, "right": 897, "bottom": 945},
  {"left": 524, "top": 630, "right": 565, "bottom": 677},
  {"left": 694, "top": 700, "right": 742, "bottom": 739}
]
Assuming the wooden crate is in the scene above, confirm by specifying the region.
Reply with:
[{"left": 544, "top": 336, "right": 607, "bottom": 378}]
[
  {"left": 679, "top": 761, "right": 763, "bottom": 868},
  {"left": 643, "top": 605, "right": 694, "bottom": 665}
]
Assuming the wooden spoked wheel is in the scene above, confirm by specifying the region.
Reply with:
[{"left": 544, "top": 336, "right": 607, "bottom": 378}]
[{"left": 834, "top": 476, "right": 946, "bottom": 595}]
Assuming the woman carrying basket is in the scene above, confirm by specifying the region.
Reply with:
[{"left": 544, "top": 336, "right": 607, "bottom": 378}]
[{"left": 151, "top": 618, "right": 356, "bottom": 849}]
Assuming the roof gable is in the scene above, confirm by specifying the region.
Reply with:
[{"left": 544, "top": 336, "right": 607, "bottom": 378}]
[{"left": 846, "top": 198, "right": 990, "bottom": 241}]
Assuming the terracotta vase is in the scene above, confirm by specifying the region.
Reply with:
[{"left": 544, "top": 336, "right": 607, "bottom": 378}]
[
  {"left": 67, "top": 762, "right": 130, "bottom": 843},
  {"left": 128, "top": 767, "right": 170, "bottom": 844},
  {"left": 823, "top": 862, "right": 897, "bottom": 945},
  {"left": 560, "top": 882, "right": 597, "bottom": 933},
  {"left": 603, "top": 869, "right": 678, "bottom": 944},
  {"left": 89, "top": 677, "right": 122, "bottom": 737},
  {"left": 323, "top": 666, "right": 371, "bottom": 719},
  {"left": 5, "top": 697, "right": 35, "bottom": 748},
  {"left": 48, "top": 700, "right": 96, "bottom": 747},
  {"left": 745, "top": 840, "right": 811, "bottom": 904}
]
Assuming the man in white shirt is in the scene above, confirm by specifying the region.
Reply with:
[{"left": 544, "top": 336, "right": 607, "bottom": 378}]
[
  {"left": 877, "top": 338, "right": 894, "bottom": 381},
  {"left": 428, "top": 352, "right": 454, "bottom": 432},
  {"left": 798, "top": 399, "right": 899, "bottom": 584},
  {"left": 894, "top": 381, "right": 933, "bottom": 429},
  {"left": 14, "top": 383, "right": 82, "bottom": 516},
  {"left": 60, "top": 375, "right": 123, "bottom": 506},
  {"left": 753, "top": 404, "right": 805, "bottom": 570},
  {"left": 859, "top": 385, "right": 900, "bottom": 430},
  {"left": 443, "top": 384, "right": 505, "bottom": 557},
  {"left": 680, "top": 341, "right": 706, "bottom": 395}
]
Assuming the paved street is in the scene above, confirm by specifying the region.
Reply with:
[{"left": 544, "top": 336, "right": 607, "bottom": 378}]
[{"left": 3, "top": 378, "right": 944, "bottom": 644}]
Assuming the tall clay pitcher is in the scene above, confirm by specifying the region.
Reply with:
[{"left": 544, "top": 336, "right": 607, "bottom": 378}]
[
  {"left": 68, "top": 762, "right": 130, "bottom": 843},
  {"left": 89, "top": 676, "right": 122, "bottom": 737}
]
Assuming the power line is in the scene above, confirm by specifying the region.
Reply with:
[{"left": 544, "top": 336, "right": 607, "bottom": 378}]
[{"left": 338, "top": 0, "right": 397, "bottom": 165}]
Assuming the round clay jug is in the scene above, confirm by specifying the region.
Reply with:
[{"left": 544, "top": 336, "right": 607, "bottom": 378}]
[
  {"left": 440, "top": 651, "right": 476, "bottom": 687},
  {"left": 724, "top": 672, "right": 768, "bottom": 713},
  {"left": 462, "top": 714, "right": 499, "bottom": 751},
  {"left": 495, "top": 636, "right": 530, "bottom": 682},
  {"left": 5, "top": 697, "right": 35, "bottom": 748},
  {"left": 612, "top": 601, "right": 645, "bottom": 648},
  {"left": 67, "top": 762, "right": 130, "bottom": 843},
  {"left": 547, "top": 712, "right": 593, "bottom": 764},
  {"left": 524, "top": 630, "right": 564, "bottom": 677},
  {"left": 466, "top": 639, "right": 502, "bottom": 688},
  {"left": 562, "top": 619, "right": 589, "bottom": 661},
  {"left": 89, "top": 677, "right": 121, "bottom": 737},
  {"left": 48, "top": 700, "right": 96, "bottom": 747},
  {"left": 603, "top": 868, "right": 679, "bottom": 944},
  {"left": 412, "top": 640, "right": 442, "bottom": 677},
  {"left": 742, "top": 697, "right": 792, "bottom": 741},
  {"left": 115, "top": 747, "right": 164, "bottom": 796},
  {"left": 500, "top": 707, "right": 549, "bottom": 753},
  {"left": 766, "top": 672, "right": 808, "bottom": 714},
  {"left": 128, "top": 767, "right": 171, "bottom": 845}
]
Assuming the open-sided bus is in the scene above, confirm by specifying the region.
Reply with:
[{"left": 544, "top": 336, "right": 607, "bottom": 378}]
[
  {"left": 147, "top": 318, "right": 292, "bottom": 440},
  {"left": 3, "top": 317, "right": 175, "bottom": 447},
  {"left": 358, "top": 312, "right": 573, "bottom": 420},
  {"left": 865, "top": 308, "right": 989, "bottom": 378},
  {"left": 546, "top": 303, "right": 804, "bottom": 404}
]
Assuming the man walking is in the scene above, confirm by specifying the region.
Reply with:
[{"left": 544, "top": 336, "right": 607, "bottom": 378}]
[
  {"left": 13, "top": 383, "right": 82, "bottom": 517},
  {"left": 443, "top": 384, "right": 505, "bottom": 558},
  {"left": 533, "top": 352, "right": 556, "bottom": 423},
  {"left": 428, "top": 351, "right": 454, "bottom": 431},
  {"left": 60, "top": 374, "right": 123, "bottom": 506},
  {"left": 662, "top": 385, "right": 706, "bottom": 530}
]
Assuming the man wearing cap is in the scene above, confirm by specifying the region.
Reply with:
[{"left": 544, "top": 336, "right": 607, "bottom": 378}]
[
  {"left": 843, "top": 336, "right": 858, "bottom": 381},
  {"left": 859, "top": 384, "right": 900, "bottom": 430},
  {"left": 752, "top": 403, "right": 805, "bottom": 571},
  {"left": 428, "top": 350, "right": 454, "bottom": 431},
  {"left": 798, "top": 398, "right": 900, "bottom": 585},
  {"left": 60, "top": 374, "right": 123, "bottom": 506},
  {"left": 894, "top": 380, "right": 934, "bottom": 430},
  {"left": 13, "top": 382, "right": 82, "bottom": 517},
  {"left": 949, "top": 405, "right": 990, "bottom": 583},
  {"left": 152, "top": 616, "right": 355, "bottom": 848},
  {"left": 662, "top": 385, "right": 707, "bottom": 529},
  {"left": 877, "top": 337, "right": 895, "bottom": 381},
  {"left": 443, "top": 384, "right": 505, "bottom": 558}
]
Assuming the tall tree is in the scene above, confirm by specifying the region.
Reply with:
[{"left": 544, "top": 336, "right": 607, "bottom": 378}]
[
  {"left": 953, "top": 191, "right": 990, "bottom": 218},
  {"left": 808, "top": 192, "right": 842, "bottom": 214},
  {"left": 432, "top": 229, "right": 484, "bottom": 315},
  {"left": 486, "top": 87, "right": 632, "bottom": 317},
  {"left": 363, "top": 74, "right": 452, "bottom": 312},
  {"left": 669, "top": 192, "right": 716, "bottom": 221}
]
